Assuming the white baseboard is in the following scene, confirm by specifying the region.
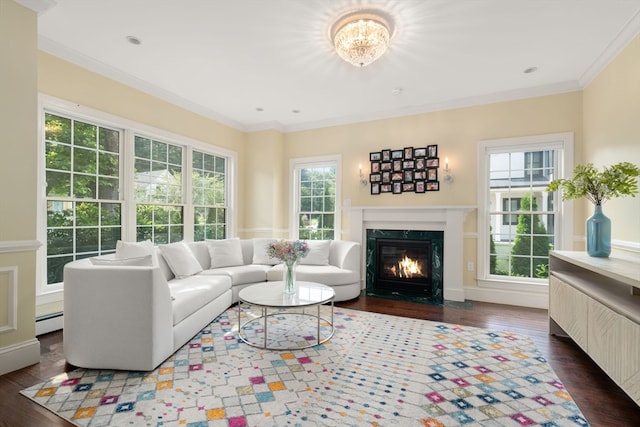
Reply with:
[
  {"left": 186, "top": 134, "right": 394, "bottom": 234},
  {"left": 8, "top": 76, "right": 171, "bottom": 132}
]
[
  {"left": 464, "top": 286, "right": 548, "bottom": 309},
  {"left": 36, "top": 313, "right": 64, "bottom": 336},
  {"left": 0, "top": 338, "right": 40, "bottom": 376}
]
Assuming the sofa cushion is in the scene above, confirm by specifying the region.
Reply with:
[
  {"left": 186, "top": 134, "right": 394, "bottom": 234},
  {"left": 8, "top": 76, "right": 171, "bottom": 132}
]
[
  {"left": 187, "top": 241, "right": 211, "bottom": 270},
  {"left": 90, "top": 255, "right": 153, "bottom": 266},
  {"left": 199, "top": 264, "right": 270, "bottom": 286},
  {"left": 266, "top": 264, "right": 358, "bottom": 286},
  {"left": 168, "top": 275, "right": 231, "bottom": 326},
  {"left": 159, "top": 241, "right": 203, "bottom": 278},
  {"left": 115, "top": 240, "right": 157, "bottom": 264},
  {"left": 251, "top": 238, "right": 280, "bottom": 265},
  {"left": 206, "top": 238, "right": 244, "bottom": 268},
  {"left": 299, "top": 240, "right": 331, "bottom": 265}
]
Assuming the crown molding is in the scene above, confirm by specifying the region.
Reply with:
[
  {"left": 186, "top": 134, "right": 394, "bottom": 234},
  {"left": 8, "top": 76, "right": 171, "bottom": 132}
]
[
  {"left": 14, "top": 0, "right": 56, "bottom": 14},
  {"left": 579, "top": 7, "right": 640, "bottom": 87}
]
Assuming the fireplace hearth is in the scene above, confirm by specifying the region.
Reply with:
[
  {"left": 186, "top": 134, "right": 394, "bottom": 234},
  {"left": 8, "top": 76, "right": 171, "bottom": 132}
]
[{"left": 366, "top": 229, "right": 443, "bottom": 304}]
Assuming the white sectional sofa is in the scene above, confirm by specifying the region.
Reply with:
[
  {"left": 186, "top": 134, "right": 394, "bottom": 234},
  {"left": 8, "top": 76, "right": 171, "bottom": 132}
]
[{"left": 63, "top": 238, "right": 361, "bottom": 371}]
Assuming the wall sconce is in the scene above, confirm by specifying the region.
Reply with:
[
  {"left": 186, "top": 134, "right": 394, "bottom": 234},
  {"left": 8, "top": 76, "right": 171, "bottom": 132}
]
[
  {"left": 359, "top": 163, "right": 368, "bottom": 186},
  {"left": 443, "top": 157, "right": 453, "bottom": 183}
]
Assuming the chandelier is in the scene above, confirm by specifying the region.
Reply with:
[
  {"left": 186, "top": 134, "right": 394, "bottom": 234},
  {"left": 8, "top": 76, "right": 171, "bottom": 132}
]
[{"left": 333, "top": 13, "right": 391, "bottom": 67}]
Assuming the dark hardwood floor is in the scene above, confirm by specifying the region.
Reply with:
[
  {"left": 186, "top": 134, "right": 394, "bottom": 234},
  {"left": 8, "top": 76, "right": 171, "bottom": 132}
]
[{"left": 1, "top": 295, "right": 638, "bottom": 426}]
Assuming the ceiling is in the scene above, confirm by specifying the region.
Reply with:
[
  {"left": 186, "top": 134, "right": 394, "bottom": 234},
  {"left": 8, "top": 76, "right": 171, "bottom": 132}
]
[{"left": 30, "top": 0, "right": 640, "bottom": 132}]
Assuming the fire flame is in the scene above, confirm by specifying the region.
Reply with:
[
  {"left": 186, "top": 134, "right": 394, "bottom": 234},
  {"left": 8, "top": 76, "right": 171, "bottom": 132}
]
[{"left": 390, "top": 256, "right": 423, "bottom": 278}]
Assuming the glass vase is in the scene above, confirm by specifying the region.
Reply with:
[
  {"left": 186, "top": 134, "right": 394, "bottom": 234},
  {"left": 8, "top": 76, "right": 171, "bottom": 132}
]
[
  {"left": 586, "top": 204, "right": 611, "bottom": 257},
  {"left": 283, "top": 260, "right": 297, "bottom": 294}
]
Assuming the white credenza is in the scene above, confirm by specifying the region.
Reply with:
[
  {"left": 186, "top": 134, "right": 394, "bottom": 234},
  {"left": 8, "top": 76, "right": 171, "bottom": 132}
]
[{"left": 549, "top": 250, "right": 640, "bottom": 405}]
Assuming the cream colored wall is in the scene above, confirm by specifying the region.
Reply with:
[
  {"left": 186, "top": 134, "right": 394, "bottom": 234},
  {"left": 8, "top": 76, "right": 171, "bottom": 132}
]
[
  {"left": 281, "top": 92, "right": 583, "bottom": 286},
  {"left": 0, "top": 0, "right": 39, "bottom": 373},
  {"left": 243, "top": 130, "right": 287, "bottom": 238},
  {"left": 583, "top": 34, "right": 640, "bottom": 245}
]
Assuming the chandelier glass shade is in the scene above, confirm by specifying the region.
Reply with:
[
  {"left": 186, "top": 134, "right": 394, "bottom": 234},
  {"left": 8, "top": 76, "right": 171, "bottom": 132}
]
[{"left": 333, "top": 15, "right": 390, "bottom": 67}]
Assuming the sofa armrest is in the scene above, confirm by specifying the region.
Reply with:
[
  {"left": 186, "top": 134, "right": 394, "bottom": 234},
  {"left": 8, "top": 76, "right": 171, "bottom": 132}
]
[
  {"left": 329, "top": 240, "right": 361, "bottom": 273},
  {"left": 63, "top": 259, "right": 174, "bottom": 371}
]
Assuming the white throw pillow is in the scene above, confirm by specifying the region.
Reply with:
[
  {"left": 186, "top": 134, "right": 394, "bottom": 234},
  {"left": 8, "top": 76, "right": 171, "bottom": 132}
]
[
  {"left": 251, "top": 238, "right": 281, "bottom": 265},
  {"left": 90, "top": 255, "right": 153, "bottom": 266},
  {"left": 206, "top": 238, "right": 244, "bottom": 268},
  {"left": 115, "top": 240, "right": 156, "bottom": 264},
  {"left": 158, "top": 241, "right": 203, "bottom": 278},
  {"left": 299, "top": 240, "right": 331, "bottom": 265}
]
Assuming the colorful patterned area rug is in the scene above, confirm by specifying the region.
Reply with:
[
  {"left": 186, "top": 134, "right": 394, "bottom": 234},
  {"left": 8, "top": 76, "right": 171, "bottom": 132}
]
[{"left": 21, "top": 307, "right": 590, "bottom": 426}]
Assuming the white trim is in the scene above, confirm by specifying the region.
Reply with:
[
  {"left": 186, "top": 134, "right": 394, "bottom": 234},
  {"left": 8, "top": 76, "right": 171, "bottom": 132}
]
[
  {"left": 0, "top": 267, "right": 18, "bottom": 333},
  {"left": 0, "top": 240, "right": 41, "bottom": 253},
  {"left": 0, "top": 339, "right": 40, "bottom": 376},
  {"left": 14, "top": 0, "right": 56, "bottom": 14},
  {"left": 289, "top": 155, "right": 342, "bottom": 239},
  {"left": 579, "top": 8, "right": 640, "bottom": 88},
  {"left": 464, "top": 286, "right": 549, "bottom": 309},
  {"left": 36, "top": 313, "right": 64, "bottom": 336}
]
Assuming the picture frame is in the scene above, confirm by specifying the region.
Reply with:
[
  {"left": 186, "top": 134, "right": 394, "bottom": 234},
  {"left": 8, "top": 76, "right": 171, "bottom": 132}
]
[
  {"left": 370, "top": 183, "right": 380, "bottom": 195},
  {"left": 366, "top": 144, "right": 441, "bottom": 195},
  {"left": 427, "top": 145, "right": 438, "bottom": 158},
  {"left": 426, "top": 157, "right": 439, "bottom": 168},
  {"left": 426, "top": 181, "right": 440, "bottom": 191}
]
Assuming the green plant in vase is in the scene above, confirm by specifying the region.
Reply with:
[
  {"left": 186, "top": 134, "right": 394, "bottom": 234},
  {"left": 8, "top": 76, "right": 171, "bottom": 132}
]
[{"left": 547, "top": 162, "right": 639, "bottom": 257}]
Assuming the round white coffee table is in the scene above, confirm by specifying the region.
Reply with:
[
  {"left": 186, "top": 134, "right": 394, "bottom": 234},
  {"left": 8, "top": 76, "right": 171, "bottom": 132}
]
[{"left": 237, "top": 281, "right": 335, "bottom": 350}]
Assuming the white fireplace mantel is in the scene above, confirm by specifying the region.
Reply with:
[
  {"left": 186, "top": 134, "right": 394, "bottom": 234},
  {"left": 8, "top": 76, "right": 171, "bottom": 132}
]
[{"left": 349, "top": 206, "right": 476, "bottom": 302}]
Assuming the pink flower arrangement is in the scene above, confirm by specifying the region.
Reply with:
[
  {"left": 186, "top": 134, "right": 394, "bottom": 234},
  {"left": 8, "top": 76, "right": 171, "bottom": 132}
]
[{"left": 267, "top": 240, "right": 309, "bottom": 264}]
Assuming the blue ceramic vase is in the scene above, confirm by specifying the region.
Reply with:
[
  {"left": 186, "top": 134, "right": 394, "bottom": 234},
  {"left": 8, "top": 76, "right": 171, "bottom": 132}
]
[{"left": 586, "top": 205, "right": 611, "bottom": 257}]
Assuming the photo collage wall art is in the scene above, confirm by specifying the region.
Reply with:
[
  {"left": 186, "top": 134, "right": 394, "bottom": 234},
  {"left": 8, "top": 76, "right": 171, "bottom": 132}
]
[{"left": 369, "top": 145, "right": 439, "bottom": 195}]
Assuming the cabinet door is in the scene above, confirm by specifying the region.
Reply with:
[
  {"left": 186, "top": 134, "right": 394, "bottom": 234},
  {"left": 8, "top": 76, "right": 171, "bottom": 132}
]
[
  {"left": 588, "top": 300, "right": 640, "bottom": 404},
  {"left": 549, "top": 276, "right": 588, "bottom": 350}
]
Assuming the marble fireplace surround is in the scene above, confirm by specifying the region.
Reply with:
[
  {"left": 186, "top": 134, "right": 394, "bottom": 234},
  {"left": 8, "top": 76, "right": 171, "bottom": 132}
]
[{"left": 350, "top": 206, "right": 476, "bottom": 302}]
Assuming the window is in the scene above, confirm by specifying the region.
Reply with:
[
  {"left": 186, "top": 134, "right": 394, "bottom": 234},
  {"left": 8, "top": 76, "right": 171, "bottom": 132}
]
[
  {"left": 44, "top": 113, "right": 122, "bottom": 284},
  {"left": 134, "top": 136, "right": 184, "bottom": 244},
  {"left": 192, "top": 150, "right": 227, "bottom": 240},
  {"left": 478, "top": 133, "right": 573, "bottom": 285},
  {"left": 292, "top": 156, "right": 340, "bottom": 240},
  {"left": 39, "top": 98, "right": 234, "bottom": 296}
]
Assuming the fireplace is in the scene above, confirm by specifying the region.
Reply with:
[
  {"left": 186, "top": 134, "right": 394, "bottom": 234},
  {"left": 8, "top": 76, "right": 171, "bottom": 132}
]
[{"left": 366, "top": 229, "right": 443, "bottom": 304}]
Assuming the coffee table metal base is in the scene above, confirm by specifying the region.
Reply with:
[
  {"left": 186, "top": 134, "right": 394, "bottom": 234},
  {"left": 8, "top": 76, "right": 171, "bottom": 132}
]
[{"left": 237, "top": 303, "right": 334, "bottom": 350}]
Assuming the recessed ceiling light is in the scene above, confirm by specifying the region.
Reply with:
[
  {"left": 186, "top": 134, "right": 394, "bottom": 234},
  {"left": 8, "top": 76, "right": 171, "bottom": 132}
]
[
  {"left": 523, "top": 66, "right": 538, "bottom": 74},
  {"left": 292, "top": 109, "right": 300, "bottom": 114},
  {"left": 126, "top": 35, "right": 142, "bottom": 45},
  {"left": 391, "top": 87, "right": 403, "bottom": 95},
  {"left": 256, "top": 107, "right": 264, "bottom": 112}
]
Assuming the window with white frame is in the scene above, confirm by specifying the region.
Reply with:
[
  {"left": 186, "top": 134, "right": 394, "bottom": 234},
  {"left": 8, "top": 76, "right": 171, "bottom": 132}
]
[
  {"left": 134, "top": 136, "right": 184, "bottom": 244},
  {"left": 44, "top": 113, "right": 123, "bottom": 285},
  {"left": 292, "top": 156, "right": 340, "bottom": 240},
  {"left": 39, "top": 102, "right": 233, "bottom": 293},
  {"left": 478, "top": 133, "right": 573, "bottom": 285}
]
